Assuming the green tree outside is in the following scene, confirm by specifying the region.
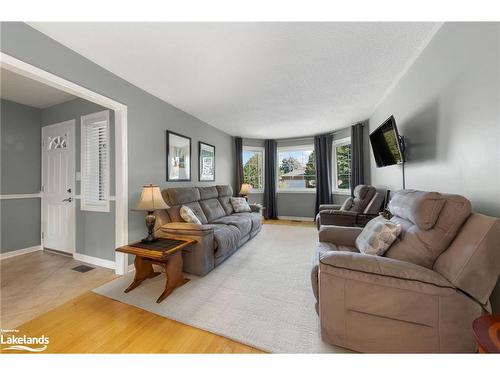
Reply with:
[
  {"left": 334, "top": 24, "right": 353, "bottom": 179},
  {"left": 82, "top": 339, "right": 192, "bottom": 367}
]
[{"left": 304, "top": 150, "right": 316, "bottom": 188}]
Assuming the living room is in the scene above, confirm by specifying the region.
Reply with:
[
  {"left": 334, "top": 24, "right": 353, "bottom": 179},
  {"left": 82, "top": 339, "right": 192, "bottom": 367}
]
[{"left": 1, "top": 1, "right": 499, "bottom": 373}]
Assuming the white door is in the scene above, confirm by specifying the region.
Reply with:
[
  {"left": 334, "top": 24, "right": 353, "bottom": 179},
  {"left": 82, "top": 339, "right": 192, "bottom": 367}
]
[{"left": 42, "top": 120, "right": 76, "bottom": 253}]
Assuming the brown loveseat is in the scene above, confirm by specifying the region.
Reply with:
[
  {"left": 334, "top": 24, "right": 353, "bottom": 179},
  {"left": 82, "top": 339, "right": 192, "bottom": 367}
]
[
  {"left": 316, "top": 185, "right": 386, "bottom": 229},
  {"left": 311, "top": 189, "right": 500, "bottom": 353},
  {"left": 153, "top": 185, "right": 262, "bottom": 276}
]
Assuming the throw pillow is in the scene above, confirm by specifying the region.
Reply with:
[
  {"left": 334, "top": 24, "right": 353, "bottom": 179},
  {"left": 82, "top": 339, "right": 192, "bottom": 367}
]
[
  {"left": 230, "top": 197, "right": 252, "bottom": 213},
  {"left": 355, "top": 217, "right": 401, "bottom": 256},
  {"left": 180, "top": 205, "right": 202, "bottom": 224}
]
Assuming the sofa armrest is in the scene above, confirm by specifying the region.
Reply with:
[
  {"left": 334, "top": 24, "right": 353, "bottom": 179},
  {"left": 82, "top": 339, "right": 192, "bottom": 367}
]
[
  {"left": 157, "top": 222, "right": 214, "bottom": 236},
  {"left": 319, "top": 210, "right": 357, "bottom": 227},
  {"left": 156, "top": 222, "right": 215, "bottom": 276},
  {"left": 318, "top": 225, "right": 363, "bottom": 247},
  {"left": 320, "top": 252, "right": 454, "bottom": 289},
  {"left": 319, "top": 204, "right": 342, "bottom": 211},
  {"left": 249, "top": 204, "right": 261, "bottom": 213}
]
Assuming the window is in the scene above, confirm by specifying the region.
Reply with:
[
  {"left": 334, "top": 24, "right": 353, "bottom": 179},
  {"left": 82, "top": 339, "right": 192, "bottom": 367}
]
[
  {"left": 277, "top": 145, "right": 316, "bottom": 192},
  {"left": 332, "top": 137, "right": 351, "bottom": 193},
  {"left": 242, "top": 146, "right": 264, "bottom": 191},
  {"left": 81, "top": 110, "right": 110, "bottom": 212}
]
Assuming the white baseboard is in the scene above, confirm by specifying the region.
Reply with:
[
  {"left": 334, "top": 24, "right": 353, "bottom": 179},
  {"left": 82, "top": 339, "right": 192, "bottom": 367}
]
[
  {"left": 73, "top": 253, "right": 116, "bottom": 270},
  {"left": 277, "top": 216, "right": 315, "bottom": 222},
  {"left": 0, "top": 245, "right": 43, "bottom": 260}
]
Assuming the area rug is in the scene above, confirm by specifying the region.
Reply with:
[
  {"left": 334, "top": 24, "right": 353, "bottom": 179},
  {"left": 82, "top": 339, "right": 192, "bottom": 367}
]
[{"left": 93, "top": 224, "right": 349, "bottom": 353}]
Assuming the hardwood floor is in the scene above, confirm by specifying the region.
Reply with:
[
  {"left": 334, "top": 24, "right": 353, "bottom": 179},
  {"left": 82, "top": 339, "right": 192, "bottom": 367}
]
[
  {"left": 0, "top": 250, "right": 116, "bottom": 328},
  {"left": 263, "top": 219, "right": 315, "bottom": 227},
  {"left": 1, "top": 221, "right": 312, "bottom": 354},
  {"left": 2, "top": 292, "right": 263, "bottom": 354}
]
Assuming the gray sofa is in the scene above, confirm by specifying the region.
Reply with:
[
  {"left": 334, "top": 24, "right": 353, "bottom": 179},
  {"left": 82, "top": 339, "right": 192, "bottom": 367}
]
[
  {"left": 153, "top": 185, "right": 262, "bottom": 276},
  {"left": 311, "top": 190, "right": 500, "bottom": 353}
]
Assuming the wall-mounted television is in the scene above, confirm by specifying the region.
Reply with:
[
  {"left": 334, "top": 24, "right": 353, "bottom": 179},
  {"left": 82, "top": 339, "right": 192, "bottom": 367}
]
[{"left": 369, "top": 115, "right": 405, "bottom": 167}]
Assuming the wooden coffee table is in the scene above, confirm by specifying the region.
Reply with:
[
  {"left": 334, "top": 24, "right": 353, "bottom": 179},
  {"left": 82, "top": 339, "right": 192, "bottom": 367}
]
[{"left": 116, "top": 237, "right": 195, "bottom": 303}]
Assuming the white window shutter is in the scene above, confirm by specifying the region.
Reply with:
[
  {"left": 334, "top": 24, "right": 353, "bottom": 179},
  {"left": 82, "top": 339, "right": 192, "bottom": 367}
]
[{"left": 81, "top": 111, "right": 110, "bottom": 212}]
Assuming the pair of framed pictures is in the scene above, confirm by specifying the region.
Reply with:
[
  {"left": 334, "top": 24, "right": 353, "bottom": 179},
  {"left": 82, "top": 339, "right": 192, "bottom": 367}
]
[{"left": 166, "top": 130, "right": 215, "bottom": 182}]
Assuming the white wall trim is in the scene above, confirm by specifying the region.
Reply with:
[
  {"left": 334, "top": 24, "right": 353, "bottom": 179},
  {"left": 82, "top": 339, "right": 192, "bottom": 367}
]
[
  {"left": 0, "top": 193, "right": 41, "bottom": 200},
  {"left": 1, "top": 52, "right": 129, "bottom": 275},
  {"left": 73, "top": 195, "right": 116, "bottom": 201},
  {"left": 0, "top": 245, "right": 42, "bottom": 260},
  {"left": 277, "top": 216, "right": 315, "bottom": 222},
  {"left": 277, "top": 190, "right": 316, "bottom": 194},
  {"left": 73, "top": 253, "right": 116, "bottom": 270}
]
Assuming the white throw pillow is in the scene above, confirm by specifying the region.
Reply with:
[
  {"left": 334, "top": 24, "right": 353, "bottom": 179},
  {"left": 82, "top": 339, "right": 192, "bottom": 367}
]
[
  {"left": 180, "top": 205, "right": 202, "bottom": 224},
  {"left": 230, "top": 197, "right": 251, "bottom": 213},
  {"left": 355, "top": 217, "right": 401, "bottom": 256}
]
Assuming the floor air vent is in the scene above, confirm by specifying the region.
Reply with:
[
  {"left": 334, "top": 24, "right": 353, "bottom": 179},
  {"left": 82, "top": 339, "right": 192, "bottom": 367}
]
[{"left": 72, "top": 265, "right": 94, "bottom": 273}]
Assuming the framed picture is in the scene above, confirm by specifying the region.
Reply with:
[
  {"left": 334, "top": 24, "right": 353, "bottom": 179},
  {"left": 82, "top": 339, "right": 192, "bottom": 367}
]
[
  {"left": 198, "top": 142, "right": 215, "bottom": 181},
  {"left": 166, "top": 131, "right": 191, "bottom": 181}
]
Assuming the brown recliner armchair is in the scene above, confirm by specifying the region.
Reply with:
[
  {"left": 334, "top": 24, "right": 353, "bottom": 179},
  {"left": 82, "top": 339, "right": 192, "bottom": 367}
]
[
  {"left": 311, "top": 190, "right": 500, "bottom": 353},
  {"left": 315, "top": 185, "right": 387, "bottom": 229}
]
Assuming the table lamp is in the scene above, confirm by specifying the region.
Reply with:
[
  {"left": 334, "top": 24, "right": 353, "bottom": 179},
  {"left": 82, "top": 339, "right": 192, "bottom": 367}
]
[
  {"left": 239, "top": 183, "right": 252, "bottom": 201},
  {"left": 134, "top": 184, "right": 170, "bottom": 243}
]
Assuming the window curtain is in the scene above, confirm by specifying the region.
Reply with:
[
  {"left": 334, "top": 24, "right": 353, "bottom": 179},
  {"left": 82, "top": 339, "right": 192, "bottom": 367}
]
[
  {"left": 350, "top": 122, "right": 365, "bottom": 197},
  {"left": 314, "top": 133, "right": 333, "bottom": 215},
  {"left": 234, "top": 137, "right": 243, "bottom": 196},
  {"left": 264, "top": 139, "right": 278, "bottom": 219}
]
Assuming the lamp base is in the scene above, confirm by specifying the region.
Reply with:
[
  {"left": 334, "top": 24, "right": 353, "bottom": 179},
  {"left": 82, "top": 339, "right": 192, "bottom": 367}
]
[{"left": 142, "top": 211, "right": 157, "bottom": 243}]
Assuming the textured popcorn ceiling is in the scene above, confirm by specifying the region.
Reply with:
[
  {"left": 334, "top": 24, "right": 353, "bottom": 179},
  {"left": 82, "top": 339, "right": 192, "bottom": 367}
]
[{"left": 30, "top": 22, "right": 440, "bottom": 138}]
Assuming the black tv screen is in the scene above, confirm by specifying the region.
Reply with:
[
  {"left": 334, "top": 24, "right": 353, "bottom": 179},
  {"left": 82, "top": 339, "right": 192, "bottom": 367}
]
[{"left": 370, "top": 116, "right": 405, "bottom": 167}]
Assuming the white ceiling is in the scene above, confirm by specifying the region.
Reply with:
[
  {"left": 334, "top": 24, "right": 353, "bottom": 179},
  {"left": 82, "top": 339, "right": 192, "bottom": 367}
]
[
  {"left": 29, "top": 22, "right": 439, "bottom": 138},
  {"left": 0, "top": 68, "right": 76, "bottom": 109}
]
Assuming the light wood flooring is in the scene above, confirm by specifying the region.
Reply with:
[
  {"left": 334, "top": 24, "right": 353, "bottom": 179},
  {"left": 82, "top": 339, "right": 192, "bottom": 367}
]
[
  {"left": 0, "top": 250, "right": 116, "bottom": 329},
  {"left": 0, "top": 221, "right": 312, "bottom": 353}
]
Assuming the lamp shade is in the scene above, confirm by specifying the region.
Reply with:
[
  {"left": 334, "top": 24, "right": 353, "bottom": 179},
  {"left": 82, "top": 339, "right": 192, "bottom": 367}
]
[
  {"left": 134, "top": 184, "right": 170, "bottom": 211},
  {"left": 239, "top": 183, "right": 252, "bottom": 195}
]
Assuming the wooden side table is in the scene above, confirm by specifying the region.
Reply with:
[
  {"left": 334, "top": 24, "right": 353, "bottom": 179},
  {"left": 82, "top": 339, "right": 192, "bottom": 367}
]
[
  {"left": 116, "top": 237, "right": 195, "bottom": 303},
  {"left": 472, "top": 314, "right": 500, "bottom": 353}
]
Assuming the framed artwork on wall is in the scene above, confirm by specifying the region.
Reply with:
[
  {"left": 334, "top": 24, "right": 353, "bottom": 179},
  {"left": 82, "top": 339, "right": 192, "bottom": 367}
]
[
  {"left": 198, "top": 142, "right": 215, "bottom": 182},
  {"left": 166, "top": 131, "right": 191, "bottom": 181}
]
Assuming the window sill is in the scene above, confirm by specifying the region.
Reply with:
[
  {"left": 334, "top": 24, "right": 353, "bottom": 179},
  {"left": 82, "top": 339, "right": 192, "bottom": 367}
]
[
  {"left": 248, "top": 190, "right": 264, "bottom": 195},
  {"left": 333, "top": 190, "right": 351, "bottom": 195},
  {"left": 277, "top": 190, "right": 316, "bottom": 194}
]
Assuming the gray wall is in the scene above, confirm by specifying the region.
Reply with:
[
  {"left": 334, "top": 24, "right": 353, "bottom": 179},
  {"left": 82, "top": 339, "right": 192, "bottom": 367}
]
[
  {"left": 369, "top": 22, "right": 500, "bottom": 311},
  {"left": 0, "top": 99, "right": 42, "bottom": 252},
  {"left": 40, "top": 98, "right": 116, "bottom": 261},
  {"left": 0, "top": 23, "right": 235, "bottom": 257}
]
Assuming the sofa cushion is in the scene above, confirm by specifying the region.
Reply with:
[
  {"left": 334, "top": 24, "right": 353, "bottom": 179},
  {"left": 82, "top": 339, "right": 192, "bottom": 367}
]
[
  {"left": 218, "top": 196, "right": 234, "bottom": 215},
  {"left": 340, "top": 197, "right": 353, "bottom": 211},
  {"left": 163, "top": 187, "right": 200, "bottom": 206},
  {"left": 232, "top": 212, "right": 262, "bottom": 235},
  {"left": 180, "top": 205, "right": 202, "bottom": 224},
  {"left": 385, "top": 193, "right": 472, "bottom": 269},
  {"left": 200, "top": 198, "right": 227, "bottom": 222},
  {"left": 230, "top": 197, "right": 251, "bottom": 213},
  {"left": 388, "top": 190, "right": 445, "bottom": 230},
  {"left": 198, "top": 186, "right": 219, "bottom": 200},
  {"left": 167, "top": 201, "right": 208, "bottom": 224},
  {"left": 355, "top": 217, "right": 401, "bottom": 256},
  {"left": 351, "top": 185, "right": 376, "bottom": 212},
  {"left": 212, "top": 215, "right": 252, "bottom": 237},
  {"left": 216, "top": 185, "right": 233, "bottom": 197},
  {"left": 205, "top": 224, "right": 240, "bottom": 258}
]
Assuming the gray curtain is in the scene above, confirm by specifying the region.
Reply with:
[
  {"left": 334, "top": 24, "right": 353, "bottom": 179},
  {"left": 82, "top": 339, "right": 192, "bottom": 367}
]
[
  {"left": 314, "top": 133, "right": 333, "bottom": 215},
  {"left": 264, "top": 139, "right": 278, "bottom": 219},
  {"left": 350, "top": 123, "right": 365, "bottom": 197},
  {"left": 234, "top": 137, "right": 243, "bottom": 196}
]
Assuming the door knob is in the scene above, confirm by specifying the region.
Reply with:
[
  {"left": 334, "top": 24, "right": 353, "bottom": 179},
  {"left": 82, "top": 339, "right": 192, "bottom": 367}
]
[
  {"left": 62, "top": 197, "right": 72, "bottom": 202},
  {"left": 67, "top": 188, "right": 72, "bottom": 193}
]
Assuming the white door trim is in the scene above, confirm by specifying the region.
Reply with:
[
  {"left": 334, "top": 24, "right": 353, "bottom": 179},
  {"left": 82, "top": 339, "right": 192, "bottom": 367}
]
[
  {"left": 0, "top": 52, "right": 129, "bottom": 275},
  {"left": 42, "top": 120, "right": 76, "bottom": 254}
]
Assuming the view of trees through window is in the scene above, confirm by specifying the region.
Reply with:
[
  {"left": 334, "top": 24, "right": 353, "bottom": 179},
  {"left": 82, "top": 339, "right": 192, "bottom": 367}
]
[
  {"left": 334, "top": 142, "right": 351, "bottom": 191},
  {"left": 242, "top": 148, "right": 264, "bottom": 190},
  {"left": 278, "top": 147, "right": 316, "bottom": 190}
]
